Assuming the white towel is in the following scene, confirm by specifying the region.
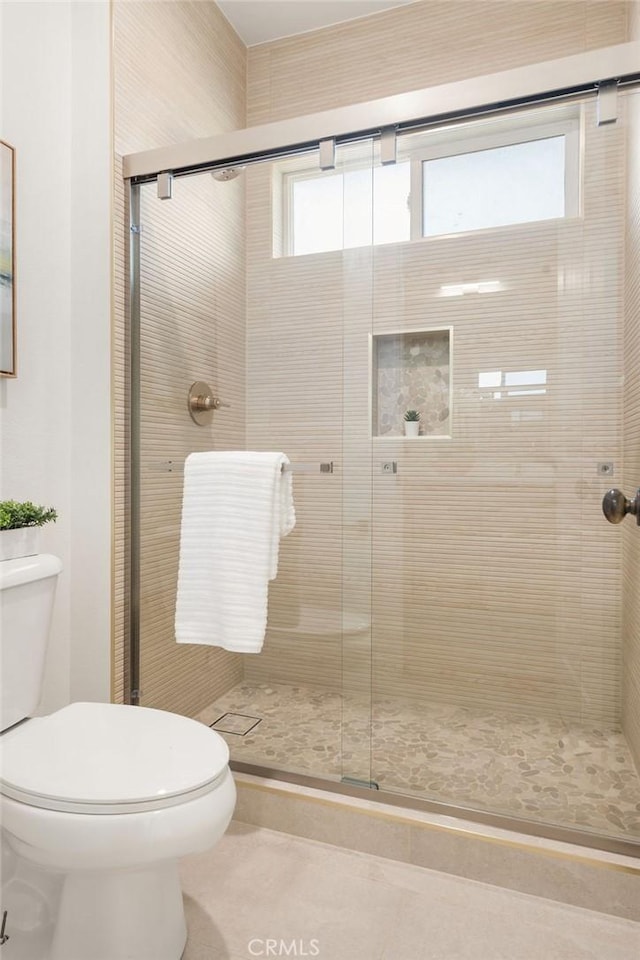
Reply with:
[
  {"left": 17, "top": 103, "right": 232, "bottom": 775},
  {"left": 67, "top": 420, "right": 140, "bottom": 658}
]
[{"left": 175, "top": 451, "right": 295, "bottom": 652}]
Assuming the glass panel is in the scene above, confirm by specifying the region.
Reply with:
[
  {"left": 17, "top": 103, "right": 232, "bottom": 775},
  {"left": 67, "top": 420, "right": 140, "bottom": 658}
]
[
  {"left": 371, "top": 91, "right": 640, "bottom": 841},
  {"left": 422, "top": 135, "right": 566, "bottom": 236},
  {"left": 290, "top": 160, "right": 410, "bottom": 255},
  {"left": 136, "top": 142, "right": 375, "bottom": 788},
  {"left": 339, "top": 142, "right": 375, "bottom": 786},
  {"left": 136, "top": 168, "right": 248, "bottom": 718}
]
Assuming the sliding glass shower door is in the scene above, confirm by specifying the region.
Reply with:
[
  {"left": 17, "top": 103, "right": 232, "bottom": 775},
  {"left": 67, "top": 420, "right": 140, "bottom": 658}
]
[
  {"left": 131, "top": 85, "right": 640, "bottom": 847},
  {"left": 133, "top": 141, "right": 378, "bottom": 788},
  {"left": 367, "top": 90, "right": 640, "bottom": 840}
]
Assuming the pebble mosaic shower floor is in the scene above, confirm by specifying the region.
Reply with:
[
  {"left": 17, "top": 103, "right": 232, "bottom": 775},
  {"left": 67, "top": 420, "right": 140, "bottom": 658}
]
[{"left": 197, "top": 680, "right": 640, "bottom": 841}]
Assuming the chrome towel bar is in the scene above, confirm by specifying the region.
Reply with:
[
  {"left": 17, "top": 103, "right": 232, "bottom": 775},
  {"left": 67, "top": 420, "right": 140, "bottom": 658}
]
[{"left": 150, "top": 460, "right": 334, "bottom": 475}]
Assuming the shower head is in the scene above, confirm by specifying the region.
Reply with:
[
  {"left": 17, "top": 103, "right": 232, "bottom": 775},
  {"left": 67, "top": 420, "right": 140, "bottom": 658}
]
[{"left": 211, "top": 167, "right": 245, "bottom": 182}]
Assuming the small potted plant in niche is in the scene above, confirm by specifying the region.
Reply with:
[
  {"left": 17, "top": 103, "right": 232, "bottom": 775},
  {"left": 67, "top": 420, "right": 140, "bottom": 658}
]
[
  {"left": 0, "top": 500, "right": 57, "bottom": 561},
  {"left": 403, "top": 409, "right": 421, "bottom": 438}
]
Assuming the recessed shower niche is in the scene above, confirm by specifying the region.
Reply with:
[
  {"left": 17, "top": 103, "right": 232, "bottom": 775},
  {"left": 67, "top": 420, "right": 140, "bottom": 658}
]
[{"left": 372, "top": 327, "right": 452, "bottom": 438}]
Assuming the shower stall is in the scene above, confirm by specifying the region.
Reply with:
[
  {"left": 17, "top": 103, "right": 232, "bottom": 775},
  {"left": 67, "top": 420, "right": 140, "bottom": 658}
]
[{"left": 124, "top": 45, "right": 640, "bottom": 855}]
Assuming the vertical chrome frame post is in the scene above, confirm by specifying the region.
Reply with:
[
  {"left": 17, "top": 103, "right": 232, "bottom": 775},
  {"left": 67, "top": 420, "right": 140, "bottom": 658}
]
[{"left": 128, "top": 181, "right": 141, "bottom": 706}]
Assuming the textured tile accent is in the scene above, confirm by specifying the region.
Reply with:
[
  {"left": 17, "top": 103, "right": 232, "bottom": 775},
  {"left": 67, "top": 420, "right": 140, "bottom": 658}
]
[
  {"left": 200, "top": 680, "right": 640, "bottom": 840},
  {"left": 373, "top": 329, "right": 451, "bottom": 437}
]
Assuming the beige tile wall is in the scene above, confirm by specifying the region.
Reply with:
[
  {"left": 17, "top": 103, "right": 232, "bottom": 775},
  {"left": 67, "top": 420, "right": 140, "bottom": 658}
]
[
  {"left": 247, "top": 0, "right": 630, "bottom": 125},
  {"left": 245, "top": 96, "right": 627, "bottom": 719},
  {"left": 112, "top": 0, "right": 246, "bottom": 712},
  {"left": 113, "top": 0, "right": 633, "bottom": 729},
  {"left": 622, "top": 82, "right": 640, "bottom": 767}
]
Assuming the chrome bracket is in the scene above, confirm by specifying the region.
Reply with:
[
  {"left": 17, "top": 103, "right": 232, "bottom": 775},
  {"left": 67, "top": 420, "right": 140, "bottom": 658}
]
[
  {"left": 597, "top": 80, "right": 618, "bottom": 126},
  {"left": 341, "top": 776, "right": 380, "bottom": 790},
  {"left": 319, "top": 138, "right": 336, "bottom": 170},
  {"left": 380, "top": 126, "right": 397, "bottom": 165},
  {"left": 157, "top": 171, "right": 174, "bottom": 200}
]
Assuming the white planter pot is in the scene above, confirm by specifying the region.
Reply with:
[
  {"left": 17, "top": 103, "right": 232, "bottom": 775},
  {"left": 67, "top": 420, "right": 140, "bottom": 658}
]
[
  {"left": 404, "top": 421, "right": 420, "bottom": 438},
  {"left": 0, "top": 527, "right": 40, "bottom": 561}
]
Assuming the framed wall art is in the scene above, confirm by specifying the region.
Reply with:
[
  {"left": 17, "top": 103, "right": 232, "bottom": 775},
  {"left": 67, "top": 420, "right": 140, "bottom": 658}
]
[{"left": 1, "top": 140, "right": 16, "bottom": 377}]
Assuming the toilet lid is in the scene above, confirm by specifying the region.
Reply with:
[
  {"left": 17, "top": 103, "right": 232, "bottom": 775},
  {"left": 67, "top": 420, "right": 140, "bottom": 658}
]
[{"left": 0, "top": 702, "right": 229, "bottom": 813}]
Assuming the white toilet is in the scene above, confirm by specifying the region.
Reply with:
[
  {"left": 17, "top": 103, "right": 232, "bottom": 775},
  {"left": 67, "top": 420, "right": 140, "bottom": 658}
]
[{"left": 0, "top": 554, "right": 236, "bottom": 960}]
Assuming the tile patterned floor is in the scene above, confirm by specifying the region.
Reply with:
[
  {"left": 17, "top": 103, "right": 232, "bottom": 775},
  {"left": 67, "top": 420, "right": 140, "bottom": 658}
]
[
  {"left": 181, "top": 821, "right": 640, "bottom": 960},
  {"left": 198, "top": 681, "right": 640, "bottom": 840}
]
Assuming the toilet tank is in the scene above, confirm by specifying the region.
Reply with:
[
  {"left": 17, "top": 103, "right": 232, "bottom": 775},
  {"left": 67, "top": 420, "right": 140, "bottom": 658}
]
[{"left": 0, "top": 554, "right": 62, "bottom": 731}]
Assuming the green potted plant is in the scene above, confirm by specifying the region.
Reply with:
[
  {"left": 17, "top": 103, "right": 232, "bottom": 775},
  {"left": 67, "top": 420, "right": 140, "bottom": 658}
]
[
  {"left": 0, "top": 500, "right": 57, "bottom": 561},
  {"left": 403, "top": 409, "right": 421, "bottom": 438}
]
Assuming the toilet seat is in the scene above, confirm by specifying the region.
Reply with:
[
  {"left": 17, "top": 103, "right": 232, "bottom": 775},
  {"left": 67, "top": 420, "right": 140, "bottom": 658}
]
[{"left": 0, "top": 702, "right": 229, "bottom": 814}]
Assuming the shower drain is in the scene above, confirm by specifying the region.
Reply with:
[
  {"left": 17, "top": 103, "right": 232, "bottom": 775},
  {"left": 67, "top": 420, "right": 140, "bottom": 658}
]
[{"left": 210, "top": 712, "right": 262, "bottom": 736}]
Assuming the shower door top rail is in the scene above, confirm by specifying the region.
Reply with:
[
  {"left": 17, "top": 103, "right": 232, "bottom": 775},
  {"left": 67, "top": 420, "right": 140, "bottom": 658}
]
[{"left": 122, "top": 42, "right": 639, "bottom": 182}]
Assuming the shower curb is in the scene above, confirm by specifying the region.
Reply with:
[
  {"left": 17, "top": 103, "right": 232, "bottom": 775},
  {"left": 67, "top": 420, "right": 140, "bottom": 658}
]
[{"left": 233, "top": 772, "right": 640, "bottom": 922}]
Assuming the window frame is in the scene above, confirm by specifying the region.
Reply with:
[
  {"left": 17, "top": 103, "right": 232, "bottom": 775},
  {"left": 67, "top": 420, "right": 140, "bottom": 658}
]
[
  {"left": 279, "top": 110, "right": 582, "bottom": 257},
  {"left": 281, "top": 153, "right": 412, "bottom": 257},
  {"left": 409, "top": 115, "right": 581, "bottom": 240}
]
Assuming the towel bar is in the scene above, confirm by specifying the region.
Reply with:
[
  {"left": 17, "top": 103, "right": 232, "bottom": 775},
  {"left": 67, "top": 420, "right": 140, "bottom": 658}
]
[{"left": 150, "top": 460, "right": 334, "bottom": 475}]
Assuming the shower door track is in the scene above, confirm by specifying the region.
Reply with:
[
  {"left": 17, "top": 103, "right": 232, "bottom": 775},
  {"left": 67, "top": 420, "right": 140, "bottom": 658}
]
[
  {"left": 231, "top": 762, "right": 640, "bottom": 860},
  {"left": 123, "top": 43, "right": 640, "bottom": 183}
]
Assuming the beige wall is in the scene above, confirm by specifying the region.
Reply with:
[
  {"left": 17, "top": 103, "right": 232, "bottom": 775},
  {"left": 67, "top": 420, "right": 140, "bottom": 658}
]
[
  {"left": 245, "top": 1, "right": 630, "bottom": 723},
  {"left": 247, "top": 0, "right": 629, "bottom": 125},
  {"left": 113, "top": 0, "right": 634, "bottom": 727},
  {"left": 113, "top": 0, "right": 246, "bottom": 712},
  {"left": 622, "top": 3, "right": 640, "bottom": 767}
]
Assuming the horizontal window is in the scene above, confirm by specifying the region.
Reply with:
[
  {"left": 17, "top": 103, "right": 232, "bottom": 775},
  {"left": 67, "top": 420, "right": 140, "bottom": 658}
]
[
  {"left": 422, "top": 136, "right": 566, "bottom": 237},
  {"left": 288, "top": 162, "right": 410, "bottom": 256},
  {"left": 278, "top": 107, "right": 580, "bottom": 257}
]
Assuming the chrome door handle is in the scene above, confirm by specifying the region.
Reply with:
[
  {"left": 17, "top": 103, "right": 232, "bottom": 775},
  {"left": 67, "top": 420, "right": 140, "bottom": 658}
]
[{"left": 602, "top": 488, "right": 640, "bottom": 525}]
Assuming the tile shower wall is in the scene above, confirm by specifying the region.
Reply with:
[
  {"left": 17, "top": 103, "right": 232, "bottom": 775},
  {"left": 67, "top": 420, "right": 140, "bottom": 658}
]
[
  {"left": 247, "top": 0, "right": 629, "bottom": 125},
  {"left": 367, "top": 122, "right": 625, "bottom": 720},
  {"left": 245, "top": 0, "right": 630, "bottom": 722},
  {"left": 111, "top": 0, "right": 634, "bottom": 728},
  {"left": 112, "top": 0, "right": 246, "bottom": 712}
]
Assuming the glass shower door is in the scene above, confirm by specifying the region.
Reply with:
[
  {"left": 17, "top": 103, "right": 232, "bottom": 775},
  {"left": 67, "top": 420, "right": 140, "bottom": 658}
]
[
  {"left": 133, "top": 141, "right": 377, "bottom": 789},
  {"left": 134, "top": 167, "right": 248, "bottom": 718},
  {"left": 131, "top": 86, "right": 640, "bottom": 845},
  {"left": 243, "top": 139, "right": 376, "bottom": 788},
  {"left": 368, "top": 90, "right": 640, "bottom": 842}
]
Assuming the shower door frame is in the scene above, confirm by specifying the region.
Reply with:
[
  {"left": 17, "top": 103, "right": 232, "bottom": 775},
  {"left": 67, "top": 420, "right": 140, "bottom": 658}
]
[{"left": 125, "top": 42, "right": 640, "bottom": 858}]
